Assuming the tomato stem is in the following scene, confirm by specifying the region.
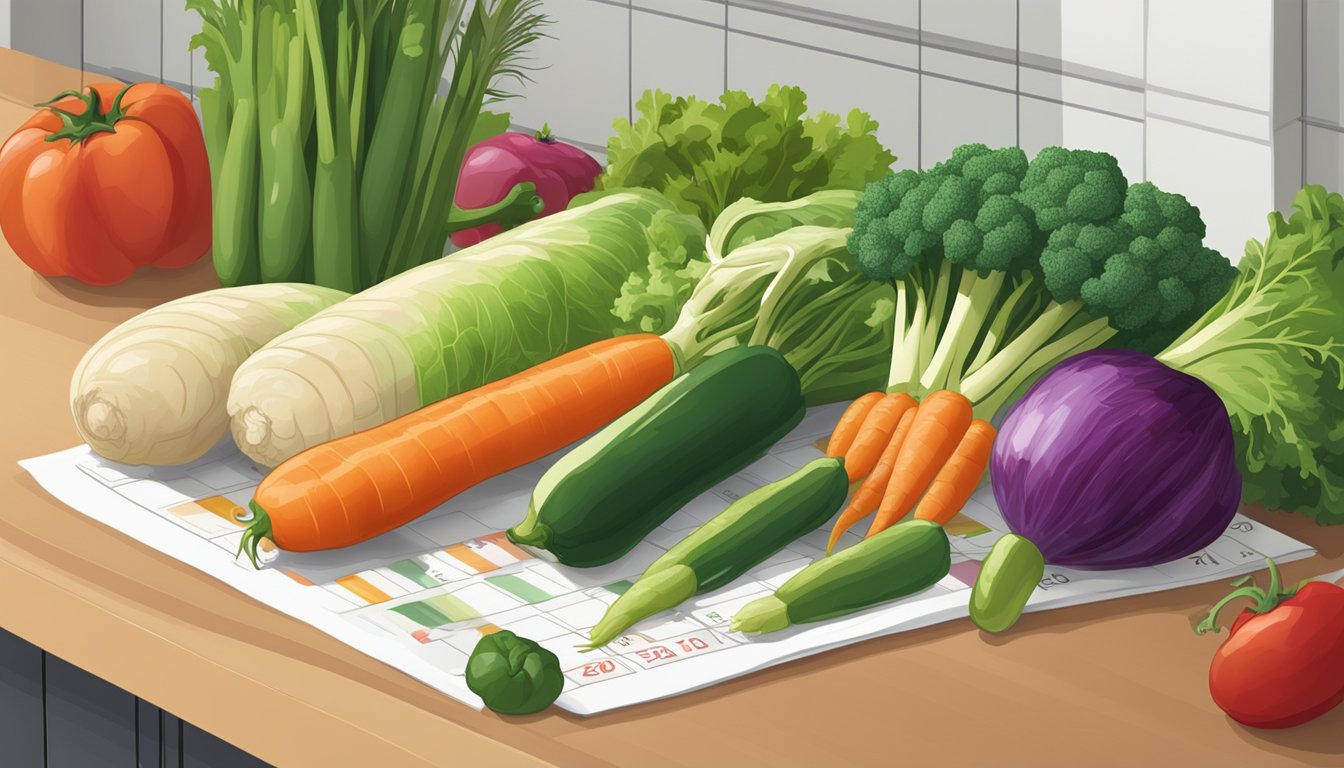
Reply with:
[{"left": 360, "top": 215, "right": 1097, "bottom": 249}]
[
  {"left": 38, "top": 83, "right": 135, "bottom": 145},
  {"left": 1195, "top": 558, "right": 1297, "bottom": 635}
]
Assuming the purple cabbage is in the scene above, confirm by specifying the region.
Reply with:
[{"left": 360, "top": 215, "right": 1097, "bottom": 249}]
[{"left": 990, "top": 349, "right": 1241, "bottom": 570}]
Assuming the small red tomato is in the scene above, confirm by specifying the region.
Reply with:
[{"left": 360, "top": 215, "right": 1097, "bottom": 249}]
[{"left": 1197, "top": 561, "right": 1344, "bottom": 729}]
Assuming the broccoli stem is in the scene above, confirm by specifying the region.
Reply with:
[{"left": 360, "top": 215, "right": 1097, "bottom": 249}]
[
  {"left": 963, "top": 274, "right": 1039, "bottom": 375},
  {"left": 887, "top": 279, "right": 928, "bottom": 396},
  {"left": 919, "top": 269, "right": 1006, "bottom": 393},
  {"left": 966, "top": 307, "right": 1115, "bottom": 419}
]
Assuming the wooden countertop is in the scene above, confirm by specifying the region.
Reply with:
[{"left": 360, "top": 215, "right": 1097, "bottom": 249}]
[{"left": 2, "top": 47, "right": 1343, "bottom": 768}]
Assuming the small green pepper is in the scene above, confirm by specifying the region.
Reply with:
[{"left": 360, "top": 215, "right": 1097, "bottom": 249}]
[{"left": 465, "top": 630, "right": 564, "bottom": 715}]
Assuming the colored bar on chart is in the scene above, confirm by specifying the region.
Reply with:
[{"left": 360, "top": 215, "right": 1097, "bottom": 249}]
[
  {"left": 387, "top": 559, "right": 441, "bottom": 590},
  {"left": 442, "top": 543, "right": 499, "bottom": 574},
  {"left": 604, "top": 580, "right": 634, "bottom": 597},
  {"left": 167, "top": 496, "right": 250, "bottom": 535},
  {"left": 480, "top": 531, "right": 531, "bottom": 561},
  {"left": 944, "top": 514, "right": 991, "bottom": 538},
  {"left": 391, "top": 601, "right": 453, "bottom": 628},
  {"left": 486, "top": 573, "right": 557, "bottom": 604},
  {"left": 477, "top": 624, "right": 502, "bottom": 636},
  {"left": 949, "top": 559, "right": 982, "bottom": 588},
  {"left": 282, "top": 569, "right": 314, "bottom": 586},
  {"left": 336, "top": 574, "right": 393, "bottom": 604},
  {"left": 423, "top": 593, "right": 482, "bottom": 623}
]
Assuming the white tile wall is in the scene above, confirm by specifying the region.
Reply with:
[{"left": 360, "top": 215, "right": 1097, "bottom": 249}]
[
  {"left": 816, "top": 0, "right": 918, "bottom": 30},
  {"left": 1147, "top": 117, "right": 1275, "bottom": 260},
  {"left": 631, "top": 8, "right": 724, "bottom": 108},
  {"left": 920, "top": 0, "right": 1016, "bottom": 52},
  {"left": 1274, "top": 120, "right": 1304, "bottom": 213},
  {"left": 1146, "top": 0, "right": 1274, "bottom": 111},
  {"left": 1019, "top": 0, "right": 1145, "bottom": 80},
  {"left": 83, "top": 0, "right": 160, "bottom": 81},
  {"left": 921, "top": 75, "right": 1017, "bottom": 166},
  {"left": 1305, "top": 0, "right": 1343, "bottom": 127},
  {"left": 1020, "top": 96, "right": 1145, "bottom": 183},
  {"left": 162, "top": 1, "right": 194, "bottom": 90},
  {"left": 1306, "top": 125, "right": 1344, "bottom": 188},
  {"left": 506, "top": 0, "right": 631, "bottom": 149}
]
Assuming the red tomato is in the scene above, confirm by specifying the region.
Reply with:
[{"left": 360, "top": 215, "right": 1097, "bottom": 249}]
[
  {"left": 1204, "top": 576, "right": 1344, "bottom": 729},
  {"left": 0, "top": 82, "right": 211, "bottom": 285},
  {"left": 450, "top": 126, "right": 601, "bottom": 248}
]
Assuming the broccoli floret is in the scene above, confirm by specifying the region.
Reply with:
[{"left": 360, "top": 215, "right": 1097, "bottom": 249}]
[
  {"left": 1017, "top": 146, "right": 1128, "bottom": 230},
  {"left": 848, "top": 142, "right": 1236, "bottom": 419}
]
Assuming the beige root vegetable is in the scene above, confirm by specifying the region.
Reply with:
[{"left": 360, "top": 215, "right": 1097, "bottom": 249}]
[
  {"left": 225, "top": 189, "right": 706, "bottom": 468},
  {"left": 71, "top": 284, "right": 348, "bottom": 465}
]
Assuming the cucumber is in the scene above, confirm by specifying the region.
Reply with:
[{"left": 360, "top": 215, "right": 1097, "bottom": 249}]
[
  {"left": 969, "top": 534, "right": 1045, "bottom": 633},
  {"left": 583, "top": 456, "right": 849, "bottom": 647},
  {"left": 731, "top": 519, "right": 951, "bottom": 634},
  {"left": 508, "top": 345, "right": 806, "bottom": 567}
]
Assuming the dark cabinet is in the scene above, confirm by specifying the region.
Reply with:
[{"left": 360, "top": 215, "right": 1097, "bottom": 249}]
[{"left": 0, "top": 627, "right": 270, "bottom": 768}]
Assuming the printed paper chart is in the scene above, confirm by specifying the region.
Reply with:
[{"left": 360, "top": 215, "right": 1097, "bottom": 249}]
[{"left": 20, "top": 402, "right": 1317, "bottom": 715}]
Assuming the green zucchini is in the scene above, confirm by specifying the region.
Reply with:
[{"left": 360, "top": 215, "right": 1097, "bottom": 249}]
[
  {"left": 969, "top": 534, "right": 1045, "bottom": 633},
  {"left": 508, "top": 345, "right": 806, "bottom": 567},
  {"left": 731, "top": 519, "right": 951, "bottom": 634},
  {"left": 582, "top": 456, "right": 849, "bottom": 648}
]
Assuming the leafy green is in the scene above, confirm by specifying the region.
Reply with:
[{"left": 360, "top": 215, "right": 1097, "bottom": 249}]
[
  {"left": 608, "top": 208, "right": 711, "bottom": 335},
  {"left": 597, "top": 85, "right": 897, "bottom": 230},
  {"left": 465, "top": 630, "right": 563, "bottom": 715},
  {"left": 1158, "top": 185, "right": 1344, "bottom": 524},
  {"left": 189, "top": 0, "right": 549, "bottom": 291},
  {"left": 659, "top": 192, "right": 894, "bottom": 403}
]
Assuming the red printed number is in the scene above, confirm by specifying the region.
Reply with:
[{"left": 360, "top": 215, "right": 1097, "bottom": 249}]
[
  {"left": 635, "top": 645, "right": 677, "bottom": 662},
  {"left": 677, "top": 637, "right": 709, "bottom": 653},
  {"left": 580, "top": 660, "right": 616, "bottom": 677}
]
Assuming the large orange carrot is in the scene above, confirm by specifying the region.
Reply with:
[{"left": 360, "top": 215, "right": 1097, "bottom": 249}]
[
  {"left": 238, "top": 334, "right": 676, "bottom": 565},
  {"left": 826, "top": 392, "right": 885, "bottom": 456},
  {"left": 842, "top": 393, "right": 917, "bottom": 482},
  {"left": 826, "top": 406, "right": 917, "bottom": 554},
  {"left": 912, "top": 420, "right": 997, "bottom": 527},
  {"left": 865, "top": 390, "right": 973, "bottom": 538}
]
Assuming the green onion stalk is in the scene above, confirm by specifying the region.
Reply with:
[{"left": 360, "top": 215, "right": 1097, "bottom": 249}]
[{"left": 190, "top": 0, "right": 549, "bottom": 291}]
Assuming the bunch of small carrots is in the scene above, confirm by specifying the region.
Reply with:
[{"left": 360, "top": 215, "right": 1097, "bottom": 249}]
[{"left": 822, "top": 390, "right": 996, "bottom": 554}]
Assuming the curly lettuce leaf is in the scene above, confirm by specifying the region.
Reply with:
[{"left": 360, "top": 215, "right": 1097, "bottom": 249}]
[
  {"left": 1158, "top": 185, "right": 1344, "bottom": 523},
  {"left": 609, "top": 208, "right": 710, "bottom": 334},
  {"left": 597, "top": 85, "right": 896, "bottom": 229}
]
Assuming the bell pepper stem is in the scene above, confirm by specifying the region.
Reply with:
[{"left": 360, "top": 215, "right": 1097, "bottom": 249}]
[{"left": 445, "top": 181, "right": 543, "bottom": 234}]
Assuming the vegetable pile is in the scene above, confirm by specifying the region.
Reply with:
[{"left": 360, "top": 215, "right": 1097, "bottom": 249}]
[
  {"left": 848, "top": 143, "right": 1237, "bottom": 421},
  {"left": 189, "top": 0, "right": 550, "bottom": 291}
]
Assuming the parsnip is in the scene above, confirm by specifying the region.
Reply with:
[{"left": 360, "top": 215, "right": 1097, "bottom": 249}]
[{"left": 71, "top": 284, "right": 348, "bottom": 465}]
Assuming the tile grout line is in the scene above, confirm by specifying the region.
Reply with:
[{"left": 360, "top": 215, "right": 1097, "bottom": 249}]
[
  {"left": 1015, "top": 0, "right": 1020, "bottom": 149},
  {"left": 1301, "top": 0, "right": 1308, "bottom": 189},
  {"left": 1142, "top": 0, "right": 1148, "bottom": 182}
]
